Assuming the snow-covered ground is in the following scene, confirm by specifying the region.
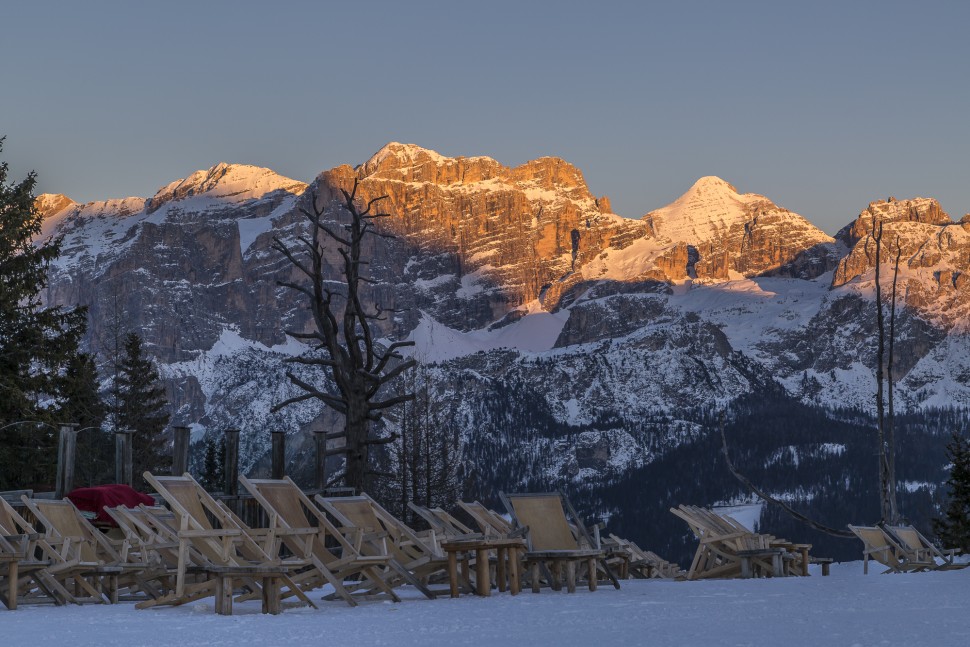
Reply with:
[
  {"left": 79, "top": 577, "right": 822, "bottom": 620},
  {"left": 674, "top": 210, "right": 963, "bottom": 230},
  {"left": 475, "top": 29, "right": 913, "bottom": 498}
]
[{"left": 7, "top": 563, "right": 969, "bottom": 647}]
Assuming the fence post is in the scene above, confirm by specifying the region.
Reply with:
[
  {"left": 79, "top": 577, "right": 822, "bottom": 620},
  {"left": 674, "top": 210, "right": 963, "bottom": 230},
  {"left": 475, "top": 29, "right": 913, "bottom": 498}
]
[
  {"left": 271, "top": 431, "right": 286, "bottom": 480},
  {"left": 223, "top": 429, "right": 240, "bottom": 496},
  {"left": 172, "top": 426, "right": 191, "bottom": 476},
  {"left": 114, "top": 428, "right": 134, "bottom": 487},
  {"left": 55, "top": 423, "right": 79, "bottom": 498}
]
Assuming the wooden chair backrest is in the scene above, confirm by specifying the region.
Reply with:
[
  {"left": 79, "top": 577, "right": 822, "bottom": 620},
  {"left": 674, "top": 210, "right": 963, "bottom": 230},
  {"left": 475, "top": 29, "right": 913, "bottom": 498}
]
[
  {"left": 23, "top": 499, "right": 108, "bottom": 563},
  {"left": 249, "top": 480, "right": 312, "bottom": 529},
  {"left": 158, "top": 478, "right": 216, "bottom": 531},
  {"left": 886, "top": 525, "right": 923, "bottom": 552},
  {"left": 320, "top": 494, "right": 435, "bottom": 564},
  {"left": 145, "top": 473, "right": 257, "bottom": 566},
  {"left": 506, "top": 493, "right": 578, "bottom": 551},
  {"left": 241, "top": 476, "right": 346, "bottom": 566},
  {"left": 430, "top": 507, "right": 476, "bottom": 536},
  {"left": 408, "top": 504, "right": 476, "bottom": 537},
  {"left": 328, "top": 497, "right": 382, "bottom": 534},
  {"left": 849, "top": 525, "right": 899, "bottom": 567},
  {"left": 0, "top": 497, "right": 28, "bottom": 535},
  {"left": 885, "top": 524, "right": 943, "bottom": 561},
  {"left": 458, "top": 501, "right": 513, "bottom": 536},
  {"left": 0, "top": 498, "right": 35, "bottom": 557}
]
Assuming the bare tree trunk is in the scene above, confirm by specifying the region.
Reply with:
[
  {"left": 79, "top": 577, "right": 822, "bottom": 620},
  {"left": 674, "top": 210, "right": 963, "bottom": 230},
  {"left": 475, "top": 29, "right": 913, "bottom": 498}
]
[
  {"left": 886, "top": 237, "right": 903, "bottom": 524},
  {"left": 867, "top": 219, "right": 892, "bottom": 523}
]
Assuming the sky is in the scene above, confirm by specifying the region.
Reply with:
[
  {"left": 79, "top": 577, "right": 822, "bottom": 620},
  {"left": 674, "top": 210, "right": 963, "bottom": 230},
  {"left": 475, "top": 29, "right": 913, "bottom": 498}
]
[{"left": 3, "top": 0, "right": 968, "bottom": 234}]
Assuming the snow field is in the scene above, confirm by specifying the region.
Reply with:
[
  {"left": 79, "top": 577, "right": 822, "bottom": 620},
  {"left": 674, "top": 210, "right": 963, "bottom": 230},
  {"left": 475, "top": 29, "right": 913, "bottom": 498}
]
[{"left": 6, "top": 563, "right": 969, "bottom": 647}]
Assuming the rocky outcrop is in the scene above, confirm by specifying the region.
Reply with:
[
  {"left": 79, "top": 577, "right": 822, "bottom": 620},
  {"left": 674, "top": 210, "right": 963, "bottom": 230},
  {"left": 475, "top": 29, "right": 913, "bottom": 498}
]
[
  {"left": 834, "top": 196, "right": 952, "bottom": 248},
  {"left": 315, "top": 143, "right": 653, "bottom": 328},
  {"left": 831, "top": 198, "right": 970, "bottom": 326},
  {"left": 644, "top": 176, "right": 841, "bottom": 281}
]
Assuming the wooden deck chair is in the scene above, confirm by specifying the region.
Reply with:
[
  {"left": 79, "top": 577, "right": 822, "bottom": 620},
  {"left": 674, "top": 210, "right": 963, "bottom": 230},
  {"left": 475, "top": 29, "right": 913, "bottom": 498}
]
[
  {"left": 141, "top": 472, "right": 315, "bottom": 615},
  {"left": 315, "top": 493, "right": 449, "bottom": 599},
  {"left": 709, "top": 507, "right": 812, "bottom": 577},
  {"left": 104, "top": 505, "right": 211, "bottom": 599},
  {"left": 18, "top": 497, "right": 127, "bottom": 604},
  {"left": 848, "top": 525, "right": 934, "bottom": 574},
  {"left": 0, "top": 497, "right": 78, "bottom": 609},
  {"left": 671, "top": 505, "right": 787, "bottom": 580},
  {"left": 408, "top": 503, "right": 490, "bottom": 594},
  {"left": 881, "top": 525, "right": 968, "bottom": 572},
  {"left": 240, "top": 476, "right": 401, "bottom": 605},
  {"left": 500, "top": 491, "right": 620, "bottom": 593},
  {"left": 19, "top": 497, "right": 165, "bottom": 603},
  {"left": 457, "top": 501, "right": 523, "bottom": 538},
  {"left": 407, "top": 503, "right": 481, "bottom": 540},
  {"left": 606, "top": 534, "right": 683, "bottom": 579}
]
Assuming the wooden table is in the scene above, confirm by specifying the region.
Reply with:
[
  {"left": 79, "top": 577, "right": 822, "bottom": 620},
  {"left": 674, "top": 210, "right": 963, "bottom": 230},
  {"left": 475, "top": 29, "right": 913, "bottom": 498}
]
[{"left": 440, "top": 538, "right": 526, "bottom": 597}]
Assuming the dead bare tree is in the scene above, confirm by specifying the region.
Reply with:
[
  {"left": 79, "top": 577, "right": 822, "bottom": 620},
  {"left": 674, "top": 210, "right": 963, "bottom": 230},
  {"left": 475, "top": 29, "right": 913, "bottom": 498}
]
[
  {"left": 271, "top": 178, "right": 416, "bottom": 493},
  {"left": 865, "top": 218, "right": 893, "bottom": 523},
  {"left": 721, "top": 221, "right": 906, "bottom": 533},
  {"left": 886, "top": 235, "right": 903, "bottom": 522},
  {"left": 864, "top": 219, "right": 905, "bottom": 524}
]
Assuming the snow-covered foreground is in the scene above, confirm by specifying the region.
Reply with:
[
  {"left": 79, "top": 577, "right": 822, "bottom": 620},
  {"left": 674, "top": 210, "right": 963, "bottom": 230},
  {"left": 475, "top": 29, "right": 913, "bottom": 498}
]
[{"left": 7, "top": 563, "right": 969, "bottom": 647}]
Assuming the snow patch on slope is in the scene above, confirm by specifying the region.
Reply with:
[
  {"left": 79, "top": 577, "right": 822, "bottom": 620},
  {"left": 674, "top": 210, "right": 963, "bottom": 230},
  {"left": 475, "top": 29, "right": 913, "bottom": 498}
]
[
  {"left": 582, "top": 236, "right": 667, "bottom": 281},
  {"left": 409, "top": 306, "right": 569, "bottom": 362},
  {"left": 238, "top": 193, "right": 301, "bottom": 254}
]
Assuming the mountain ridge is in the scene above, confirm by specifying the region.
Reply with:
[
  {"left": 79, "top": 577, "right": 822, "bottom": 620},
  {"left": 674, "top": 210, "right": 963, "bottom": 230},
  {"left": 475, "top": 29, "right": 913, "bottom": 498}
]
[{"left": 31, "top": 142, "right": 970, "bottom": 483}]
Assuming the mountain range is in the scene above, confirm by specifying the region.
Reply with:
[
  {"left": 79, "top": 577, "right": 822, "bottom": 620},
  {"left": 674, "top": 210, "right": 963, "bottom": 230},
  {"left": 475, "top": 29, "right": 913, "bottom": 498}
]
[{"left": 36, "top": 143, "right": 970, "bottom": 560}]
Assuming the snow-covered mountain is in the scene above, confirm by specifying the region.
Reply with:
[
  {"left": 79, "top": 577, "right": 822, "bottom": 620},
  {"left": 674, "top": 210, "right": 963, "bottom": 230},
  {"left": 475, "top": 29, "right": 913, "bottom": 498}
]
[{"left": 35, "top": 145, "right": 970, "bottom": 526}]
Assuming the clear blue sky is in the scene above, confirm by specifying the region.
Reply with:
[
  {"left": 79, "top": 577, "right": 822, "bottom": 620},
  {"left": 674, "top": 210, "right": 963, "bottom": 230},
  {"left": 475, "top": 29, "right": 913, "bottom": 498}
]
[{"left": 3, "top": 1, "right": 968, "bottom": 234}]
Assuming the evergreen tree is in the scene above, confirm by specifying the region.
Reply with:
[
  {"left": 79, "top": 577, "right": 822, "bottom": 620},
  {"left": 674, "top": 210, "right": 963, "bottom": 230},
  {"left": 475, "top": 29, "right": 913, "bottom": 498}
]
[
  {"left": 115, "top": 332, "right": 171, "bottom": 488},
  {"left": 0, "top": 138, "right": 87, "bottom": 489},
  {"left": 58, "top": 352, "right": 111, "bottom": 486},
  {"left": 198, "top": 435, "right": 225, "bottom": 491},
  {"left": 933, "top": 431, "right": 970, "bottom": 553}
]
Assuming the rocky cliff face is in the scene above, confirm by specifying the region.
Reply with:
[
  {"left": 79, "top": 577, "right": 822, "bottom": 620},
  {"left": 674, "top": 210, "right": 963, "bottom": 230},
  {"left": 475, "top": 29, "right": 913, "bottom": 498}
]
[
  {"left": 34, "top": 143, "right": 970, "bottom": 480},
  {"left": 321, "top": 143, "right": 652, "bottom": 329},
  {"left": 643, "top": 176, "right": 843, "bottom": 281},
  {"left": 832, "top": 197, "right": 970, "bottom": 328}
]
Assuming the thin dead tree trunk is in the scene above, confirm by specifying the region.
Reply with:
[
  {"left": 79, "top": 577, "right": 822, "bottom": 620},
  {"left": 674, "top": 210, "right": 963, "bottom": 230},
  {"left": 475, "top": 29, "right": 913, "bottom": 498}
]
[
  {"left": 886, "top": 236, "right": 903, "bottom": 524},
  {"left": 866, "top": 218, "right": 892, "bottom": 523}
]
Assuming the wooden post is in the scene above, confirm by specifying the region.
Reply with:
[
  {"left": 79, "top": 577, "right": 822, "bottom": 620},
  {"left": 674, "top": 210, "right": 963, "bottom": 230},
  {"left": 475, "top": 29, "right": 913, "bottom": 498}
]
[
  {"left": 223, "top": 429, "right": 240, "bottom": 496},
  {"left": 314, "top": 430, "right": 327, "bottom": 491},
  {"left": 114, "top": 429, "right": 134, "bottom": 487},
  {"left": 172, "top": 426, "right": 191, "bottom": 476},
  {"left": 55, "top": 423, "right": 78, "bottom": 498},
  {"left": 271, "top": 431, "right": 286, "bottom": 480}
]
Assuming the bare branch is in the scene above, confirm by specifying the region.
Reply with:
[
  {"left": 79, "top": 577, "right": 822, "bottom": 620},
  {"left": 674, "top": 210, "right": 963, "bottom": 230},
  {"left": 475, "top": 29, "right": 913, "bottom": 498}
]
[
  {"left": 368, "top": 393, "right": 417, "bottom": 411},
  {"left": 363, "top": 432, "right": 399, "bottom": 447},
  {"left": 284, "top": 355, "right": 341, "bottom": 368},
  {"left": 270, "top": 392, "right": 317, "bottom": 413}
]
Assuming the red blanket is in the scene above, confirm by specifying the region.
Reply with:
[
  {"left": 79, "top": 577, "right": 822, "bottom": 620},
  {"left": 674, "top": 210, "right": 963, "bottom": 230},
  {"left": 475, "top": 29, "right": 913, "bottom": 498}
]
[{"left": 67, "top": 484, "right": 155, "bottom": 526}]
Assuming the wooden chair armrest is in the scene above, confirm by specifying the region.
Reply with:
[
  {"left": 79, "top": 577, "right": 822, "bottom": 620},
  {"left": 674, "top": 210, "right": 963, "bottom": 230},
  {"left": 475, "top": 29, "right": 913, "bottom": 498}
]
[
  {"left": 272, "top": 527, "right": 318, "bottom": 537},
  {"left": 178, "top": 529, "right": 242, "bottom": 539}
]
